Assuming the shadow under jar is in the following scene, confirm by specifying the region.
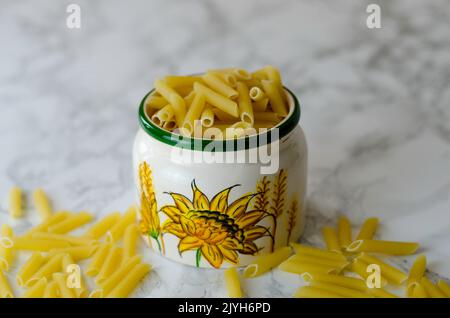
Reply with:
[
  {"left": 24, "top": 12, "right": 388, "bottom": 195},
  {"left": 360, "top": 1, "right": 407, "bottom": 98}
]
[{"left": 133, "top": 87, "right": 307, "bottom": 269}]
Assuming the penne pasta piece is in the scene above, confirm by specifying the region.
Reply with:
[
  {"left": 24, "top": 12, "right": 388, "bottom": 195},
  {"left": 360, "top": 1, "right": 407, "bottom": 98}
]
[
  {"left": 252, "top": 98, "right": 269, "bottom": 112},
  {"left": 289, "top": 254, "right": 348, "bottom": 270},
  {"left": 173, "top": 85, "right": 195, "bottom": 97},
  {"left": 263, "top": 65, "right": 285, "bottom": 100},
  {"left": 213, "top": 68, "right": 251, "bottom": 81},
  {"left": 368, "top": 288, "right": 398, "bottom": 298},
  {"left": 184, "top": 91, "right": 196, "bottom": 106},
  {"left": 236, "top": 82, "right": 253, "bottom": 125},
  {"left": 123, "top": 224, "right": 139, "bottom": 260},
  {"left": 48, "top": 245, "right": 98, "bottom": 261},
  {"left": 347, "top": 239, "right": 419, "bottom": 255},
  {"left": 26, "top": 253, "right": 64, "bottom": 287},
  {"left": 294, "top": 286, "right": 343, "bottom": 298},
  {"left": 163, "top": 75, "right": 201, "bottom": 88},
  {"left": 22, "top": 277, "right": 47, "bottom": 298},
  {"left": 348, "top": 259, "right": 388, "bottom": 287},
  {"left": 355, "top": 217, "right": 379, "bottom": 240},
  {"left": 337, "top": 216, "right": 352, "bottom": 248},
  {"left": 9, "top": 186, "right": 23, "bottom": 218},
  {"left": 182, "top": 94, "right": 206, "bottom": 134},
  {"left": 202, "top": 72, "right": 238, "bottom": 99},
  {"left": 310, "top": 282, "right": 372, "bottom": 298},
  {"left": 106, "top": 263, "right": 151, "bottom": 298},
  {"left": 322, "top": 226, "right": 341, "bottom": 252},
  {"left": 0, "top": 270, "right": 14, "bottom": 298},
  {"left": 278, "top": 258, "right": 339, "bottom": 276},
  {"left": 411, "top": 282, "right": 428, "bottom": 298},
  {"left": 154, "top": 79, "right": 186, "bottom": 126},
  {"left": 107, "top": 206, "right": 137, "bottom": 243},
  {"left": 23, "top": 211, "right": 71, "bottom": 237},
  {"left": 406, "top": 255, "right": 427, "bottom": 296},
  {"left": 162, "top": 119, "right": 176, "bottom": 131},
  {"left": 53, "top": 272, "right": 76, "bottom": 298},
  {"left": 33, "top": 188, "right": 52, "bottom": 220},
  {"left": 357, "top": 253, "right": 407, "bottom": 285},
  {"left": 420, "top": 277, "right": 446, "bottom": 298},
  {"left": 16, "top": 252, "right": 47, "bottom": 287},
  {"left": 301, "top": 272, "right": 367, "bottom": 292},
  {"left": 62, "top": 253, "right": 88, "bottom": 298},
  {"left": 86, "top": 243, "right": 111, "bottom": 277},
  {"left": 0, "top": 224, "right": 14, "bottom": 271},
  {"left": 96, "top": 246, "right": 123, "bottom": 284},
  {"left": 193, "top": 82, "right": 239, "bottom": 118},
  {"left": 224, "top": 267, "right": 242, "bottom": 298},
  {"left": 243, "top": 246, "right": 292, "bottom": 278},
  {"left": 84, "top": 212, "right": 121, "bottom": 239},
  {"left": 98, "top": 255, "right": 142, "bottom": 296},
  {"left": 12, "top": 237, "right": 70, "bottom": 251},
  {"left": 290, "top": 243, "right": 347, "bottom": 261},
  {"left": 261, "top": 80, "right": 287, "bottom": 117},
  {"left": 151, "top": 104, "right": 175, "bottom": 127},
  {"left": 31, "top": 232, "right": 96, "bottom": 246},
  {"left": 251, "top": 69, "right": 268, "bottom": 80},
  {"left": 47, "top": 211, "right": 93, "bottom": 234},
  {"left": 145, "top": 95, "right": 168, "bottom": 110},
  {"left": 253, "top": 112, "right": 279, "bottom": 123},
  {"left": 437, "top": 280, "right": 450, "bottom": 297},
  {"left": 249, "top": 86, "right": 266, "bottom": 102},
  {"left": 200, "top": 107, "right": 215, "bottom": 128},
  {"left": 43, "top": 281, "right": 59, "bottom": 298},
  {"left": 213, "top": 72, "right": 237, "bottom": 88},
  {"left": 212, "top": 107, "right": 236, "bottom": 122}
]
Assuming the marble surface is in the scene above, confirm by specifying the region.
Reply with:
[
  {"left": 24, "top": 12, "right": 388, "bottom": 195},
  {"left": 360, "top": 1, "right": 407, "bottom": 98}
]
[{"left": 1, "top": 0, "right": 450, "bottom": 297}]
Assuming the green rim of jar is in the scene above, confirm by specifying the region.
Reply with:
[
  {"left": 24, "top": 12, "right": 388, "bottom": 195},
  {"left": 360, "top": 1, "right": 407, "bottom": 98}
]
[{"left": 138, "top": 87, "right": 301, "bottom": 152}]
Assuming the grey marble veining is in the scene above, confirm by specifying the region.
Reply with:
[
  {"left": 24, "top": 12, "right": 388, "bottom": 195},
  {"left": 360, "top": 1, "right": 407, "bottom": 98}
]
[{"left": 0, "top": 0, "right": 449, "bottom": 297}]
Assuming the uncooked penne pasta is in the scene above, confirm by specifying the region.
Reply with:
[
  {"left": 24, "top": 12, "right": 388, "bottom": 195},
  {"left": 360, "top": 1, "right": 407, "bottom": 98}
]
[
  {"left": 263, "top": 66, "right": 285, "bottom": 99},
  {"left": 84, "top": 212, "right": 120, "bottom": 239},
  {"left": 213, "top": 72, "right": 237, "bottom": 88},
  {"left": 357, "top": 253, "right": 407, "bottom": 285},
  {"left": 406, "top": 255, "right": 427, "bottom": 296},
  {"left": 48, "top": 211, "right": 93, "bottom": 234},
  {"left": 26, "top": 254, "right": 64, "bottom": 287},
  {"left": 202, "top": 72, "right": 238, "bottom": 99},
  {"left": 411, "top": 283, "right": 428, "bottom": 298},
  {"left": 243, "top": 246, "right": 291, "bottom": 278},
  {"left": 31, "top": 232, "right": 96, "bottom": 246},
  {"left": 16, "top": 252, "right": 46, "bottom": 287},
  {"left": 163, "top": 75, "right": 201, "bottom": 88},
  {"left": 107, "top": 206, "right": 137, "bottom": 243},
  {"left": 23, "top": 211, "right": 71, "bottom": 237},
  {"left": 62, "top": 253, "right": 88, "bottom": 298},
  {"left": 86, "top": 243, "right": 111, "bottom": 277},
  {"left": 145, "top": 95, "right": 168, "bottom": 110},
  {"left": 22, "top": 277, "right": 47, "bottom": 298},
  {"left": 0, "top": 224, "right": 14, "bottom": 271},
  {"left": 213, "top": 68, "right": 251, "bottom": 81},
  {"left": 123, "top": 224, "right": 139, "bottom": 259},
  {"left": 33, "top": 188, "right": 52, "bottom": 220},
  {"left": 337, "top": 216, "right": 352, "bottom": 248},
  {"left": 9, "top": 186, "right": 23, "bottom": 218},
  {"left": 278, "top": 257, "right": 339, "bottom": 275},
  {"left": 193, "top": 82, "right": 239, "bottom": 118},
  {"left": 151, "top": 104, "right": 174, "bottom": 127},
  {"left": 301, "top": 272, "right": 367, "bottom": 292},
  {"left": 106, "top": 263, "right": 151, "bottom": 298},
  {"left": 348, "top": 259, "right": 388, "bottom": 287},
  {"left": 96, "top": 246, "right": 123, "bottom": 284},
  {"left": 182, "top": 94, "right": 206, "bottom": 134},
  {"left": 200, "top": 107, "right": 215, "bottom": 128},
  {"left": 289, "top": 254, "right": 348, "bottom": 269},
  {"left": 437, "top": 280, "right": 450, "bottom": 297},
  {"left": 251, "top": 69, "right": 268, "bottom": 80},
  {"left": 290, "top": 243, "right": 347, "bottom": 261},
  {"left": 43, "top": 281, "right": 59, "bottom": 298},
  {"left": 162, "top": 119, "right": 176, "bottom": 131},
  {"left": 53, "top": 272, "right": 76, "bottom": 298},
  {"left": 249, "top": 86, "right": 266, "bottom": 102},
  {"left": 212, "top": 107, "right": 236, "bottom": 122},
  {"left": 252, "top": 98, "right": 269, "bottom": 112},
  {"left": 355, "top": 217, "right": 379, "bottom": 240},
  {"left": 154, "top": 79, "right": 186, "bottom": 126},
  {"left": 0, "top": 270, "right": 13, "bottom": 298},
  {"left": 322, "top": 226, "right": 341, "bottom": 252},
  {"left": 294, "top": 286, "right": 343, "bottom": 298},
  {"left": 48, "top": 245, "right": 98, "bottom": 261},
  {"left": 98, "top": 255, "right": 142, "bottom": 296},
  {"left": 420, "top": 277, "right": 446, "bottom": 298},
  {"left": 261, "top": 80, "right": 287, "bottom": 117},
  {"left": 224, "top": 267, "right": 242, "bottom": 298},
  {"left": 12, "top": 237, "right": 70, "bottom": 251},
  {"left": 236, "top": 82, "right": 253, "bottom": 124},
  {"left": 310, "top": 282, "right": 372, "bottom": 298},
  {"left": 347, "top": 239, "right": 419, "bottom": 255}
]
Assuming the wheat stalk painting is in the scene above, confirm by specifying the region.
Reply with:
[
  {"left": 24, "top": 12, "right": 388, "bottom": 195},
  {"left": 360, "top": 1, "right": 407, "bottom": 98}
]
[
  {"left": 286, "top": 195, "right": 299, "bottom": 245},
  {"left": 269, "top": 169, "right": 287, "bottom": 251}
]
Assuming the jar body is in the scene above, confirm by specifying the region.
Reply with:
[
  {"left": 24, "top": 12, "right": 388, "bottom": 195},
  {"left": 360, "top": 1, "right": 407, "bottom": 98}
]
[{"left": 132, "top": 126, "right": 308, "bottom": 269}]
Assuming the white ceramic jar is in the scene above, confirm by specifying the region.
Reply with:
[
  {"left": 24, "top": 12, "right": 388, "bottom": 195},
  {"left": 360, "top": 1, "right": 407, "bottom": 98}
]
[{"left": 133, "top": 88, "right": 307, "bottom": 268}]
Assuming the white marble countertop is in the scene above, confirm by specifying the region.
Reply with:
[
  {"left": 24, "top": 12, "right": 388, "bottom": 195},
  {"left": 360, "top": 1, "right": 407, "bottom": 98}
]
[{"left": 1, "top": 0, "right": 449, "bottom": 297}]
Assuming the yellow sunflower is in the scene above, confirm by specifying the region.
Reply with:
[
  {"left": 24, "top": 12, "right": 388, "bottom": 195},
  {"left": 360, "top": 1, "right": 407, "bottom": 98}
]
[{"left": 161, "top": 181, "right": 270, "bottom": 268}]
